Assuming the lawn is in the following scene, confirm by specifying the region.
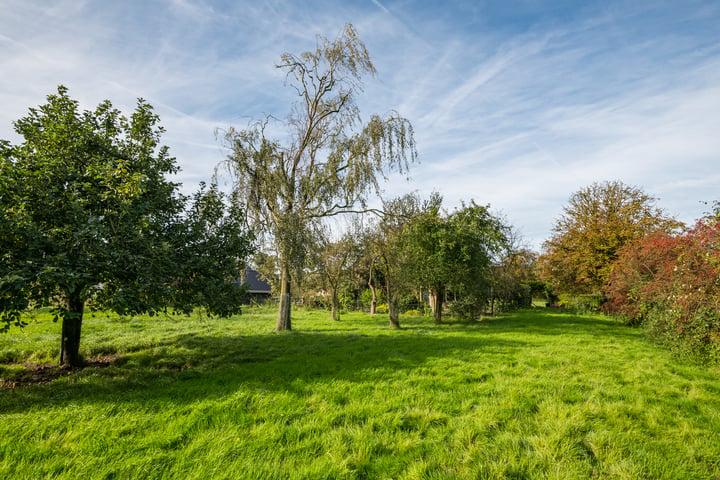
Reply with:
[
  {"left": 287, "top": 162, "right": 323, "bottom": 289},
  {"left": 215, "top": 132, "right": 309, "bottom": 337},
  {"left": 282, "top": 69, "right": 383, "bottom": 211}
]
[{"left": 1, "top": 307, "right": 718, "bottom": 479}]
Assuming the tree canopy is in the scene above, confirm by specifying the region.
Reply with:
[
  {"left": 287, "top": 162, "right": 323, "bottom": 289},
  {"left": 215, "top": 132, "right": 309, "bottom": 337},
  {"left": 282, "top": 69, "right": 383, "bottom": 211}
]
[
  {"left": 0, "top": 86, "right": 253, "bottom": 365},
  {"left": 222, "top": 23, "right": 415, "bottom": 331},
  {"left": 399, "top": 196, "right": 510, "bottom": 323},
  {"left": 539, "top": 180, "right": 679, "bottom": 295}
]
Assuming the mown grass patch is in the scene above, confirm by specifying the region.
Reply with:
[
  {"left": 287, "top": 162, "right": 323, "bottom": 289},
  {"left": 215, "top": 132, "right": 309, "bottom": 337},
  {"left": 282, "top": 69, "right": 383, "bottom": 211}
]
[{"left": 1, "top": 308, "right": 718, "bottom": 479}]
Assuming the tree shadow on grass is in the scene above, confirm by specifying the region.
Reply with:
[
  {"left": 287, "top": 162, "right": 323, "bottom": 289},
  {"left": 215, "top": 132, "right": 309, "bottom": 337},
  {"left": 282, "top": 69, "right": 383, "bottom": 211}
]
[
  {"left": 0, "top": 329, "right": 526, "bottom": 413},
  {"left": 470, "top": 309, "right": 640, "bottom": 339},
  {"left": 0, "top": 309, "right": 641, "bottom": 413}
]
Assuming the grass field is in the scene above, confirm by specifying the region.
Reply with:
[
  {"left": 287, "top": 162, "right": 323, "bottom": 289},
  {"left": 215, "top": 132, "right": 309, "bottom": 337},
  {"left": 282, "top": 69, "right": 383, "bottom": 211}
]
[{"left": 1, "top": 307, "right": 719, "bottom": 479}]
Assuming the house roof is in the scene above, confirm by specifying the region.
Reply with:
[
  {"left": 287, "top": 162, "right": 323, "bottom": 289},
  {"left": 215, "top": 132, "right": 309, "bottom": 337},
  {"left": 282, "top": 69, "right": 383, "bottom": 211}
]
[{"left": 242, "top": 267, "right": 272, "bottom": 294}]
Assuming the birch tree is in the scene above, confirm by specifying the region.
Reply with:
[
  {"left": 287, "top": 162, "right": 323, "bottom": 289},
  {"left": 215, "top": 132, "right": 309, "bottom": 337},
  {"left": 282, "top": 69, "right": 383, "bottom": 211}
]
[{"left": 223, "top": 24, "right": 415, "bottom": 331}]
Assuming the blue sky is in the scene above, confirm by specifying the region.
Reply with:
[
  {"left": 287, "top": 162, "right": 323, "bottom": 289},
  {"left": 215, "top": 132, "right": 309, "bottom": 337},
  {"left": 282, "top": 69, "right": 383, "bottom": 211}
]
[{"left": 2, "top": 0, "right": 719, "bottom": 249}]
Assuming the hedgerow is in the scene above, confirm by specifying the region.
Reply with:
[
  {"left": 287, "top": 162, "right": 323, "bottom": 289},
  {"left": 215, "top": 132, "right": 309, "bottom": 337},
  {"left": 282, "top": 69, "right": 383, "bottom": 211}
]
[{"left": 604, "top": 221, "right": 720, "bottom": 364}]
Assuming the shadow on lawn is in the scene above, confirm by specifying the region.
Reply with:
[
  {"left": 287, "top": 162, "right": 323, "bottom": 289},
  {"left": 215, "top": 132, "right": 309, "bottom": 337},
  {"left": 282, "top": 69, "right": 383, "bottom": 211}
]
[
  {"left": 0, "top": 329, "right": 525, "bottom": 412},
  {"left": 476, "top": 309, "right": 640, "bottom": 338},
  {"left": 0, "top": 309, "right": 637, "bottom": 412}
]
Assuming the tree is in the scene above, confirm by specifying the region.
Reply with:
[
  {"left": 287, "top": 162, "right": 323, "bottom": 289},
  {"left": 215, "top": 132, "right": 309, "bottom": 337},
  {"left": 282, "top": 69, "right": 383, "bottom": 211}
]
[
  {"left": 222, "top": 23, "right": 415, "bottom": 331},
  {"left": 315, "top": 223, "right": 364, "bottom": 321},
  {"left": 366, "top": 194, "right": 421, "bottom": 328},
  {"left": 490, "top": 247, "right": 539, "bottom": 313},
  {"left": 602, "top": 231, "right": 679, "bottom": 324},
  {"left": 0, "top": 87, "right": 253, "bottom": 366},
  {"left": 399, "top": 195, "right": 509, "bottom": 323},
  {"left": 604, "top": 220, "right": 720, "bottom": 362},
  {"left": 445, "top": 202, "right": 510, "bottom": 318},
  {"left": 397, "top": 193, "right": 448, "bottom": 323},
  {"left": 539, "top": 180, "right": 680, "bottom": 295}
]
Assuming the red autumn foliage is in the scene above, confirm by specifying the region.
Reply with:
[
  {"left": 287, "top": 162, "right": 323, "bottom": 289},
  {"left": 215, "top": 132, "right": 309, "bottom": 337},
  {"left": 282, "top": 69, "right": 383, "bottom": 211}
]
[
  {"left": 604, "top": 220, "right": 720, "bottom": 362},
  {"left": 603, "top": 231, "right": 680, "bottom": 324}
]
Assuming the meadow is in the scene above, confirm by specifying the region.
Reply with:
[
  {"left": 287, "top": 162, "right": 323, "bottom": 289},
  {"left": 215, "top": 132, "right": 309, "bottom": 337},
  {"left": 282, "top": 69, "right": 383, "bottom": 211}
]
[{"left": 1, "top": 307, "right": 718, "bottom": 479}]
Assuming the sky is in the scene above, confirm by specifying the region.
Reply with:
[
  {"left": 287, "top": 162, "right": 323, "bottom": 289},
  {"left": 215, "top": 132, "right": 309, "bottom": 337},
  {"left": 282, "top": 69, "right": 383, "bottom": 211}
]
[{"left": 1, "top": 0, "right": 719, "bottom": 250}]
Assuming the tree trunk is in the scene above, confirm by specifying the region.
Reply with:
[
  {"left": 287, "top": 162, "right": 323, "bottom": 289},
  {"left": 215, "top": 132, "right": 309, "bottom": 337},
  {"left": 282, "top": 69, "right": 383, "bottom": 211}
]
[
  {"left": 432, "top": 285, "right": 444, "bottom": 325},
  {"left": 60, "top": 290, "right": 84, "bottom": 366},
  {"left": 331, "top": 288, "right": 340, "bottom": 321},
  {"left": 429, "top": 290, "right": 437, "bottom": 316},
  {"left": 276, "top": 262, "right": 292, "bottom": 331},
  {"left": 368, "top": 268, "right": 377, "bottom": 315},
  {"left": 387, "top": 282, "right": 400, "bottom": 329},
  {"left": 490, "top": 285, "right": 496, "bottom": 316}
]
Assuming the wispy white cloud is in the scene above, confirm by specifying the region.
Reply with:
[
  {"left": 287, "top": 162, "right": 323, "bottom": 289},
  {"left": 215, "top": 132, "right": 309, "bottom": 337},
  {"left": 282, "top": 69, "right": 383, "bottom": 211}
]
[
  {"left": 1, "top": 0, "right": 719, "bottom": 249},
  {"left": 370, "top": 0, "right": 389, "bottom": 14}
]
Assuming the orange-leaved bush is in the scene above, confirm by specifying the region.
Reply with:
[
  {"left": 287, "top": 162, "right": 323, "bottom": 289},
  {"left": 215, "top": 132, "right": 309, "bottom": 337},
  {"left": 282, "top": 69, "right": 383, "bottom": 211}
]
[{"left": 604, "top": 220, "right": 720, "bottom": 363}]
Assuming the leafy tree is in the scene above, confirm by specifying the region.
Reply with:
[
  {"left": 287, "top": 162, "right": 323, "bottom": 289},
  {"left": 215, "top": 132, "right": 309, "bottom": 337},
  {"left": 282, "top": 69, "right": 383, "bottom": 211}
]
[
  {"left": 539, "top": 180, "right": 680, "bottom": 295},
  {"left": 602, "top": 231, "right": 678, "bottom": 325},
  {"left": 399, "top": 196, "right": 509, "bottom": 323},
  {"left": 161, "top": 183, "right": 253, "bottom": 317},
  {"left": 366, "top": 194, "right": 421, "bottom": 328},
  {"left": 397, "top": 193, "right": 447, "bottom": 323},
  {"left": 490, "top": 247, "right": 539, "bottom": 313},
  {"left": 605, "top": 220, "right": 720, "bottom": 362},
  {"left": 316, "top": 224, "right": 364, "bottom": 321},
  {"left": 445, "top": 202, "right": 510, "bottom": 318},
  {"left": 358, "top": 235, "right": 386, "bottom": 315},
  {"left": 222, "top": 24, "right": 415, "bottom": 331},
  {"left": 0, "top": 87, "right": 253, "bottom": 365}
]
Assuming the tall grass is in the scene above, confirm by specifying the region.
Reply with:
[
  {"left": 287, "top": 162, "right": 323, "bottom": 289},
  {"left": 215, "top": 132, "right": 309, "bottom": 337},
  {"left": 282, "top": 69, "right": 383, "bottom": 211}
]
[{"left": 1, "top": 308, "right": 718, "bottom": 479}]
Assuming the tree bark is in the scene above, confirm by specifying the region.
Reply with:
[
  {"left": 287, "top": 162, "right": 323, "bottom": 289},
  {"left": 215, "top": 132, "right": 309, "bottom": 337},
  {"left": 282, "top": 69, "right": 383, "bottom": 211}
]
[
  {"left": 60, "top": 290, "right": 84, "bottom": 366},
  {"left": 387, "top": 283, "right": 400, "bottom": 329},
  {"left": 331, "top": 289, "right": 340, "bottom": 321},
  {"left": 369, "top": 281, "right": 377, "bottom": 315},
  {"left": 490, "top": 285, "right": 496, "bottom": 317},
  {"left": 432, "top": 285, "right": 444, "bottom": 325},
  {"left": 276, "top": 262, "right": 292, "bottom": 331}
]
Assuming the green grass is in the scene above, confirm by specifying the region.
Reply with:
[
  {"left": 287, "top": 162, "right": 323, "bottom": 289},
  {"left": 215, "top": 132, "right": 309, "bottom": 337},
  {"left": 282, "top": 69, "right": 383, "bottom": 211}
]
[{"left": 1, "top": 308, "right": 719, "bottom": 479}]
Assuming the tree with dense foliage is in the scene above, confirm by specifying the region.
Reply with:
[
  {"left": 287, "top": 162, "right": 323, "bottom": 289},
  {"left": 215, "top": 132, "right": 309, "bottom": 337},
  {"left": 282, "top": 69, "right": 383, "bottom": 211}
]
[
  {"left": 490, "top": 247, "right": 539, "bottom": 313},
  {"left": 539, "top": 180, "right": 679, "bottom": 295},
  {"left": 604, "top": 219, "right": 720, "bottom": 362},
  {"left": 365, "top": 194, "right": 422, "bottom": 328},
  {"left": 445, "top": 202, "right": 510, "bottom": 318},
  {"left": 602, "top": 231, "right": 678, "bottom": 325},
  {"left": 397, "top": 193, "right": 447, "bottom": 323},
  {"left": 222, "top": 24, "right": 415, "bottom": 331},
  {"left": 400, "top": 196, "right": 509, "bottom": 323},
  {"left": 0, "top": 87, "right": 253, "bottom": 365}
]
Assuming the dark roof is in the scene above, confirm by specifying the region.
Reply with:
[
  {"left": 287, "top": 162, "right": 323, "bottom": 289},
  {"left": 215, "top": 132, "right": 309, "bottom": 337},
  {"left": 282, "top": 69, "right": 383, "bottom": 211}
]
[{"left": 242, "top": 267, "right": 272, "bottom": 294}]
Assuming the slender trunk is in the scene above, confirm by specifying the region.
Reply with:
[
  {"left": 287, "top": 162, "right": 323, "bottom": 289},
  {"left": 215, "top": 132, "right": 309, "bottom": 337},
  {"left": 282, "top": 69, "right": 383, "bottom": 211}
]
[
  {"left": 387, "top": 280, "right": 400, "bottom": 329},
  {"left": 331, "top": 288, "right": 340, "bottom": 321},
  {"left": 60, "top": 290, "right": 84, "bottom": 366},
  {"left": 276, "top": 261, "right": 292, "bottom": 331},
  {"left": 490, "top": 285, "right": 495, "bottom": 316},
  {"left": 429, "top": 291, "right": 437, "bottom": 316},
  {"left": 432, "top": 284, "right": 444, "bottom": 325},
  {"left": 368, "top": 268, "right": 377, "bottom": 315}
]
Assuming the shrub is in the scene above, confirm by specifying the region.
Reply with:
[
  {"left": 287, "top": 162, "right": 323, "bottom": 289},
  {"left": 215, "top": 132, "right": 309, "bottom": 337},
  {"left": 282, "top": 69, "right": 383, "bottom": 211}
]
[
  {"left": 360, "top": 288, "right": 386, "bottom": 309},
  {"left": 339, "top": 292, "right": 356, "bottom": 312},
  {"left": 604, "top": 221, "right": 720, "bottom": 363}
]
